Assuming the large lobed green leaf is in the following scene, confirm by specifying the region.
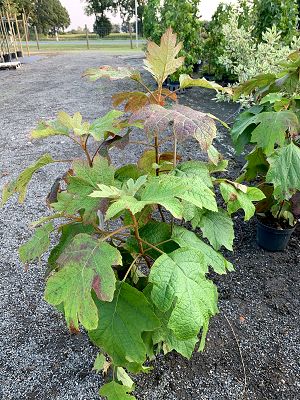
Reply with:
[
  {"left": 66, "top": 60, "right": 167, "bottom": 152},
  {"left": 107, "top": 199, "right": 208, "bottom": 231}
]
[
  {"left": 179, "top": 74, "right": 232, "bottom": 94},
  {"left": 91, "top": 174, "right": 217, "bottom": 221},
  {"left": 144, "top": 283, "right": 198, "bottom": 359},
  {"left": 149, "top": 248, "right": 218, "bottom": 340},
  {"left": 233, "top": 73, "right": 276, "bottom": 100},
  {"left": 230, "top": 105, "right": 264, "bottom": 154},
  {"left": 31, "top": 120, "right": 70, "bottom": 139},
  {"left": 99, "top": 381, "right": 135, "bottom": 400},
  {"left": 48, "top": 222, "right": 95, "bottom": 271},
  {"left": 89, "top": 282, "right": 160, "bottom": 371},
  {"left": 45, "top": 233, "right": 122, "bottom": 331},
  {"left": 174, "top": 160, "right": 213, "bottom": 188},
  {"left": 53, "top": 156, "right": 115, "bottom": 223},
  {"left": 31, "top": 110, "right": 125, "bottom": 141},
  {"left": 266, "top": 142, "right": 300, "bottom": 200},
  {"left": 198, "top": 209, "right": 234, "bottom": 251},
  {"left": 250, "top": 111, "right": 299, "bottom": 156},
  {"left": 239, "top": 147, "right": 269, "bottom": 181},
  {"left": 171, "top": 226, "right": 234, "bottom": 275},
  {"left": 1, "top": 154, "right": 55, "bottom": 206},
  {"left": 89, "top": 110, "right": 124, "bottom": 141},
  {"left": 19, "top": 223, "right": 54, "bottom": 265},
  {"left": 220, "top": 182, "right": 265, "bottom": 221}
]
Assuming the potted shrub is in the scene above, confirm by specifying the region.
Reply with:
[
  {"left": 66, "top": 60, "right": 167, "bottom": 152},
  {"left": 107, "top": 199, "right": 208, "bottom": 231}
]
[
  {"left": 1, "top": 29, "right": 264, "bottom": 399},
  {"left": 231, "top": 51, "right": 300, "bottom": 251}
]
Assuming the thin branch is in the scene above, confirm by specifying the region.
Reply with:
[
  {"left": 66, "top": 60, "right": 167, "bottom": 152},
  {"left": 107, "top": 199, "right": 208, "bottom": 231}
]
[
  {"left": 91, "top": 142, "right": 104, "bottom": 162},
  {"left": 223, "top": 313, "right": 247, "bottom": 398},
  {"left": 129, "top": 211, "right": 144, "bottom": 254},
  {"left": 100, "top": 225, "right": 133, "bottom": 241},
  {"left": 122, "top": 255, "right": 141, "bottom": 282},
  {"left": 136, "top": 80, "right": 158, "bottom": 103},
  {"left": 157, "top": 205, "right": 166, "bottom": 222},
  {"left": 153, "top": 132, "right": 166, "bottom": 222},
  {"left": 53, "top": 159, "right": 74, "bottom": 163},
  {"left": 83, "top": 146, "right": 93, "bottom": 166},
  {"left": 140, "top": 238, "right": 164, "bottom": 255},
  {"left": 173, "top": 127, "right": 177, "bottom": 168},
  {"left": 83, "top": 134, "right": 90, "bottom": 150}
]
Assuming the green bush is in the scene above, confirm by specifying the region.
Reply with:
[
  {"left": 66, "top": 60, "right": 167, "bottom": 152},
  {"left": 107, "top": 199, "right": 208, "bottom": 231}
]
[{"left": 1, "top": 29, "right": 263, "bottom": 399}]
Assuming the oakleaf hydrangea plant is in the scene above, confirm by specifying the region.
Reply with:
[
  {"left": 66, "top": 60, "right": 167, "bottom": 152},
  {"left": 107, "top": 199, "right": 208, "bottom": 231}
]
[
  {"left": 1, "top": 29, "right": 264, "bottom": 399},
  {"left": 231, "top": 50, "right": 300, "bottom": 227}
]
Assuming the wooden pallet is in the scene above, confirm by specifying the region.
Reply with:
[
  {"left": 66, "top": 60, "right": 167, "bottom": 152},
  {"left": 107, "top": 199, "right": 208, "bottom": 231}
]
[{"left": 0, "top": 61, "right": 21, "bottom": 69}]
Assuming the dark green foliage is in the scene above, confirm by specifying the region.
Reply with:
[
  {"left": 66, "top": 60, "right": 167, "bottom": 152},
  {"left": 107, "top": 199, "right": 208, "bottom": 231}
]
[
  {"left": 93, "top": 15, "right": 112, "bottom": 37},
  {"left": 84, "top": 0, "right": 114, "bottom": 17},
  {"left": 143, "top": 0, "right": 203, "bottom": 80},
  {"left": 202, "top": 2, "right": 233, "bottom": 79},
  {"left": 253, "top": 0, "right": 298, "bottom": 43},
  {"left": 34, "top": 0, "right": 70, "bottom": 34},
  {"left": 232, "top": 51, "right": 300, "bottom": 226}
]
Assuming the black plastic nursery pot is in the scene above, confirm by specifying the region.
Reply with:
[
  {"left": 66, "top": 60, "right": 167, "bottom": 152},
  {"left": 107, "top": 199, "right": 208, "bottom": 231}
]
[
  {"left": 3, "top": 53, "right": 12, "bottom": 62},
  {"left": 11, "top": 52, "right": 17, "bottom": 59},
  {"left": 256, "top": 219, "right": 296, "bottom": 252},
  {"left": 16, "top": 50, "right": 23, "bottom": 58}
]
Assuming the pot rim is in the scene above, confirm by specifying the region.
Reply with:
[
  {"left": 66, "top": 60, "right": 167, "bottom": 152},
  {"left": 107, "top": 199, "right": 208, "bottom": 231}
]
[{"left": 257, "top": 218, "right": 296, "bottom": 234}]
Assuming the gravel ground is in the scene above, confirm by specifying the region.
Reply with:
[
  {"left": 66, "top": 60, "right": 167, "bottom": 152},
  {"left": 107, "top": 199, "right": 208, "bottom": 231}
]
[{"left": 0, "top": 52, "right": 299, "bottom": 400}]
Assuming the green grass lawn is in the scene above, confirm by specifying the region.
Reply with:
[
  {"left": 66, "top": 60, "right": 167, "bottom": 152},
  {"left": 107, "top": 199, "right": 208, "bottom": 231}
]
[
  {"left": 59, "top": 33, "right": 135, "bottom": 41},
  {"left": 36, "top": 33, "right": 140, "bottom": 41},
  {"left": 27, "top": 42, "right": 144, "bottom": 54}
]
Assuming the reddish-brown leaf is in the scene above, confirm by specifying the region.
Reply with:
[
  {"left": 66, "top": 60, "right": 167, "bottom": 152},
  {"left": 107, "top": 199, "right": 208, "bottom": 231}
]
[
  {"left": 112, "top": 92, "right": 150, "bottom": 112},
  {"left": 131, "top": 104, "right": 216, "bottom": 151}
]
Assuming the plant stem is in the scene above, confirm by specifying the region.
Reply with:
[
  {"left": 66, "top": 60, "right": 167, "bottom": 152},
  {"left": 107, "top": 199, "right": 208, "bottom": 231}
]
[
  {"left": 100, "top": 225, "right": 133, "bottom": 241},
  {"left": 53, "top": 159, "right": 74, "bottom": 163},
  {"left": 173, "top": 128, "right": 177, "bottom": 168},
  {"left": 153, "top": 132, "right": 166, "bottom": 222},
  {"left": 122, "top": 255, "right": 141, "bottom": 282},
  {"left": 140, "top": 238, "right": 164, "bottom": 255},
  {"left": 276, "top": 201, "right": 285, "bottom": 220},
  {"left": 137, "top": 80, "right": 158, "bottom": 103},
  {"left": 154, "top": 134, "right": 160, "bottom": 174},
  {"left": 81, "top": 135, "right": 93, "bottom": 167},
  {"left": 223, "top": 313, "right": 247, "bottom": 397},
  {"left": 91, "top": 139, "right": 107, "bottom": 162},
  {"left": 129, "top": 211, "right": 144, "bottom": 255}
]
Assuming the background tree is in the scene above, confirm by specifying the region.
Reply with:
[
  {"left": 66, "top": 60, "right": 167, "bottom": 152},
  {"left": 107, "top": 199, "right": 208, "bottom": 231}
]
[
  {"left": 84, "top": 0, "right": 114, "bottom": 17},
  {"left": 84, "top": 0, "right": 114, "bottom": 36},
  {"left": 114, "top": 0, "right": 144, "bottom": 34},
  {"left": 143, "top": 0, "right": 161, "bottom": 40},
  {"left": 202, "top": 2, "right": 233, "bottom": 78},
  {"left": 0, "top": 0, "right": 33, "bottom": 16},
  {"left": 143, "top": 0, "right": 203, "bottom": 80},
  {"left": 93, "top": 14, "right": 112, "bottom": 37},
  {"left": 253, "top": 0, "right": 298, "bottom": 43},
  {"left": 33, "top": 0, "right": 70, "bottom": 35}
]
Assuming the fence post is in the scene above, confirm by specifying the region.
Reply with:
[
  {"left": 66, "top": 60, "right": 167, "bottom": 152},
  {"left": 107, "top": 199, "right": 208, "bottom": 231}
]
[
  {"left": 34, "top": 25, "right": 40, "bottom": 50},
  {"left": 85, "top": 24, "right": 90, "bottom": 50}
]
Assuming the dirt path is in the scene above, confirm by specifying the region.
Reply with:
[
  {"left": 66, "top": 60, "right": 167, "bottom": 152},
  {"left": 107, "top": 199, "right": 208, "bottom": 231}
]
[{"left": 0, "top": 52, "right": 299, "bottom": 400}]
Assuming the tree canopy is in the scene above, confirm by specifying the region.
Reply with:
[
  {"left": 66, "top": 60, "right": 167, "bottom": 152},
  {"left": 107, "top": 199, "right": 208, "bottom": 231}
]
[
  {"left": 34, "top": 0, "right": 70, "bottom": 34},
  {"left": 0, "top": 0, "right": 70, "bottom": 34}
]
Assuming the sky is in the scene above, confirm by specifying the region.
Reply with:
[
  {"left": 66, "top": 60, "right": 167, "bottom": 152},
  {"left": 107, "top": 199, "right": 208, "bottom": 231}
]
[{"left": 60, "top": 0, "right": 236, "bottom": 31}]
